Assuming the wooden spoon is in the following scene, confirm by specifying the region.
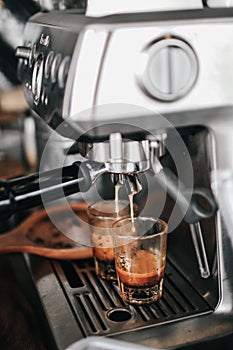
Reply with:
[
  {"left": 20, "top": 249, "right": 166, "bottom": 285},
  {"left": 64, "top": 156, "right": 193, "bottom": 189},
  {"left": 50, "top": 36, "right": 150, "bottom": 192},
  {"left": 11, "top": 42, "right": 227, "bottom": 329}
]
[{"left": 0, "top": 202, "right": 93, "bottom": 260}]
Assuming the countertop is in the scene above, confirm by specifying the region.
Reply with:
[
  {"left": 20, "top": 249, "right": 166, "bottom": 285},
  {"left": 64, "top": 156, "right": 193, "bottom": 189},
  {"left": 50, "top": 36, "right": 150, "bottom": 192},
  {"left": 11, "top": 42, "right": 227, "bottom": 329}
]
[{"left": 0, "top": 254, "right": 56, "bottom": 350}]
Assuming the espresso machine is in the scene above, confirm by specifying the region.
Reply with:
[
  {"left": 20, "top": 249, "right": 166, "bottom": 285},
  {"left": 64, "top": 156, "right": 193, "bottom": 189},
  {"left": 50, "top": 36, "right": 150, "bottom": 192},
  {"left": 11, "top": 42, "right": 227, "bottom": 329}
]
[{"left": 1, "top": 1, "right": 233, "bottom": 349}]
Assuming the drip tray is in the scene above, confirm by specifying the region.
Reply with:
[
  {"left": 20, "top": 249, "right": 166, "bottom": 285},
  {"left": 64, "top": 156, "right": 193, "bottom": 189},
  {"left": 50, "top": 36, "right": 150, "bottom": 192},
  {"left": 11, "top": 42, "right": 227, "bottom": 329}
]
[
  {"left": 49, "top": 258, "right": 212, "bottom": 338},
  {"left": 27, "top": 256, "right": 214, "bottom": 348}
]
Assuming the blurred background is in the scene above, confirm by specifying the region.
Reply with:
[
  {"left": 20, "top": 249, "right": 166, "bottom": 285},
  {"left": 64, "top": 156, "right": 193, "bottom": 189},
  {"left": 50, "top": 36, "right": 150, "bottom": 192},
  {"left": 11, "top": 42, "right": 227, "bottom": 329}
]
[
  {"left": 0, "top": 0, "right": 36, "bottom": 180},
  {"left": 0, "top": 0, "right": 87, "bottom": 180}
]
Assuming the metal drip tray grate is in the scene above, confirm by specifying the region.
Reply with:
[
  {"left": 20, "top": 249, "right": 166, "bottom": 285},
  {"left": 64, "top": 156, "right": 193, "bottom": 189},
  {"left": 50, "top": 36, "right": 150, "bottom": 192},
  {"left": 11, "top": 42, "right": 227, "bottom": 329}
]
[{"left": 51, "top": 259, "right": 212, "bottom": 337}]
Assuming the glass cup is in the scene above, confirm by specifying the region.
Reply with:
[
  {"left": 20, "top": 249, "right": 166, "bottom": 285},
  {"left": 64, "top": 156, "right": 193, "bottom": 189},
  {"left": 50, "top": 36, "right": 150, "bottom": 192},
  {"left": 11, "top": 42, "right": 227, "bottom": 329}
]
[
  {"left": 113, "top": 217, "right": 168, "bottom": 305},
  {"left": 87, "top": 200, "right": 138, "bottom": 281}
]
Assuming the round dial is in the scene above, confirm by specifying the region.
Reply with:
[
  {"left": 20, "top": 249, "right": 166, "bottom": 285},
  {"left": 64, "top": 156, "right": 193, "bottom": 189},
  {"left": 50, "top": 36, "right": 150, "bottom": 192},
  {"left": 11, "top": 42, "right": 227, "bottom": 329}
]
[{"left": 141, "top": 37, "right": 198, "bottom": 102}]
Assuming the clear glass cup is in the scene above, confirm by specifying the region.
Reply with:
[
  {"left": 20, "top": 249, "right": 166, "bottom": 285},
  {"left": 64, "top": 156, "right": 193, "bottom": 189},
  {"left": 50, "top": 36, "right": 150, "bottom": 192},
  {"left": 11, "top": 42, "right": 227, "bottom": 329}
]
[
  {"left": 87, "top": 200, "right": 138, "bottom": 281},
  {"left": 113, "top": 216, "right": 168, "bottom": 305}
]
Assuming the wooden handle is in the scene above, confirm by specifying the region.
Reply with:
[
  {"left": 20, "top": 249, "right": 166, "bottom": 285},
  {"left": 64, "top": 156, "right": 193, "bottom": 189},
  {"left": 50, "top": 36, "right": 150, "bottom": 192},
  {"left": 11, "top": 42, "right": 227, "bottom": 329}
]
[
  {"left": 0, "top": 228, "right": 29, "bottom": 249},
  {"left": 0, "top": 202, "right": 93, "bottom": 259},
  {"left": 0, "top": 239, "right": 93, "bottom": 259}
]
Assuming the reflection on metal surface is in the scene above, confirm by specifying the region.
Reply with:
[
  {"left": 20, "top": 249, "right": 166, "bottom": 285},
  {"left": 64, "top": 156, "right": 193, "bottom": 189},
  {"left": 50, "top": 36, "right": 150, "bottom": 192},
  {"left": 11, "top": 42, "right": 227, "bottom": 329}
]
[{"left": 86, "top": 0, "right": 203, "bottom": 17}]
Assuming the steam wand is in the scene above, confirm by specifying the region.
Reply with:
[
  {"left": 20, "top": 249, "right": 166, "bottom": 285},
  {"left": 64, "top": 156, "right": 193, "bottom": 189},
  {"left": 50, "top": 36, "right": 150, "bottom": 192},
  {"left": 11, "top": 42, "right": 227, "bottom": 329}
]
[{"left": 150, "top": 138, "right": 218, "bottom": 279}]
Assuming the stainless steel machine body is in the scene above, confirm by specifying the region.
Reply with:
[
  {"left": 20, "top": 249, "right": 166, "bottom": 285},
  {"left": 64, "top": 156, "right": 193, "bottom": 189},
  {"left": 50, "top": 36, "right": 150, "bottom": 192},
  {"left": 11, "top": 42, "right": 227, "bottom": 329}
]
[{"left": 14, "top": 6, "right": 233, "bottom": 350}]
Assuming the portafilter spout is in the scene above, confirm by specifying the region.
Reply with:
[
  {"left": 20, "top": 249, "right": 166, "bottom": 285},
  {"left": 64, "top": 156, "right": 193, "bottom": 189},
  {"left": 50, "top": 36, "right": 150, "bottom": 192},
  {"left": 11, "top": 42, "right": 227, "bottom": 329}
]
[{"left": 110, "top": 172, "right": 143, "bottom": 197}]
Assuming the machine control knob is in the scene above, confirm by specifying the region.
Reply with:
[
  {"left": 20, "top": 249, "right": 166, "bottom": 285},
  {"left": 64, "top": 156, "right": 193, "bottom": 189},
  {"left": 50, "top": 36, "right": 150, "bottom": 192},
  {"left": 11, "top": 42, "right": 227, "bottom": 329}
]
[
  {"left": 45, "top": 51, "right": 54, "bottom": 79},
  {"left": 141, "top": 37, "right": 198, "bottom": 102},
  {"left": 51, "top": 53, "right": 62, "bottom": 83},
  {"left": 32, "top": 54, "right": 44, "bottom": 103},
  {"left": 15, "top": 46, "right": 32, "bottom": 60},
  {"left": 58, "top": 56, "right": 71, "bottom": 88}
]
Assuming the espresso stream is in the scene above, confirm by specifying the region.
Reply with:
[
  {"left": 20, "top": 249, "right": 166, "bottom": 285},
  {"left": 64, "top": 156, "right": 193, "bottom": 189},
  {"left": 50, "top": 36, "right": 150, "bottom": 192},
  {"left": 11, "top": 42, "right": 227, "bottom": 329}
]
[{"left": 114, "top": 183, "right": 122, "bottom": 216}]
